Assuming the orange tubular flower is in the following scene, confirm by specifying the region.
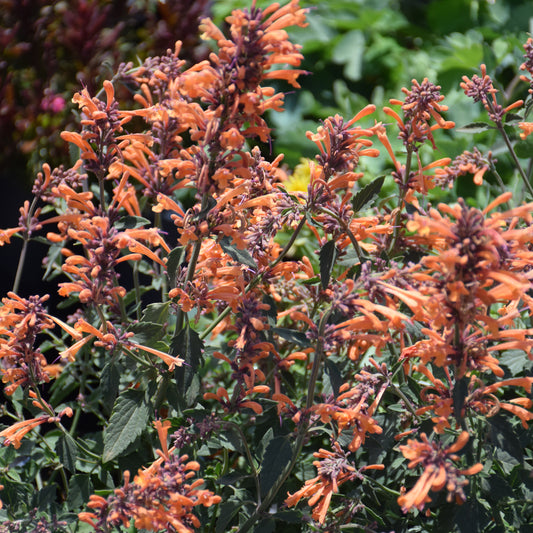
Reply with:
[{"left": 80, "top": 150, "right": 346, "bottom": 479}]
[
  {"left": 0, "top": 406, "right": 73, "bottom": 449},
  {"left": 79, "top": 449, "right": 220, "bottom": 532},
  {"left": 0, "top": 293, "right": 63, "bottom": 395},
  {"left": 286, "top": 441, "right": 383, "bottom": 524},
  {"left": 398, "top": 432, "right": 483, "bottom": 513},
  {"left": 384, "top": 78, "right": 454, "bottom": 151}
]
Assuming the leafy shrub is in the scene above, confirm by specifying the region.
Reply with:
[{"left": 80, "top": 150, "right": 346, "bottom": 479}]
[{"left": 1, "top": 1, "right": 533, "bottom": 532}]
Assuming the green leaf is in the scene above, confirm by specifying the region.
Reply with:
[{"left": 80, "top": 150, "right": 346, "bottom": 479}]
[
  {"left": 454, "top": 498, "right": 490, "bottom": 533},
  {"left": 260, "top": 436, "right": 292, "bottom": 498},
  {"left": 456, "top": 122, "right": 493, "bottom": 133},
  {"left": 219, "top": 235, "right": 257, "bottom": 268},
  {"left": 129, "top": 321, "right": 165, "bottom": 345},
  {"left": 216, "top": 500, "right": 242, "bottom": 533},
  {"left": 488, "top": 414, "right": 524, "bottom": 466},
  {"left": 56, "top": 433, "right": 78, "bottom": 472},
  {"left": 114, "top": 215, "right": 151, "bottom": 230},
  {"left": 103, "top": 388, "right": 150, "bottom": 463},
  {"left": 253, "top": 519, "right": 275, "bottom": 533},
  {"left": 319, "top": 240, "right": 338, "bottom": 289},
  {"left": 67, "top": 474, "right": 93, "bottom": 509},
  {"left": 324, "top": 358, "right": 343, "bottom": 398},
  {"left": 141, "top": 301, "right": 170, "bottom": 324},
  {"left": 166, "top": 247, "right": 184, "bottom": 288},
  {"left": 332, "top": 29, "right": 365, "bottom": 81},
  {"left": 272, "top": 327, "right": 311, "bottom": 347},
  {"left": 100, "top": 361, "right": 120, "bottom": 410},
  {"left": 171, "top": 324, "right": 204, "bottom": 406},
  {"left": 352, "top": 175, "right": 385, "bottom": 213}
]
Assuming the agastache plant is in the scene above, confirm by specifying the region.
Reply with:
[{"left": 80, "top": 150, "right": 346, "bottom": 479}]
[{"left": 0, "top": 1, "right": 533, "bottom": 532}]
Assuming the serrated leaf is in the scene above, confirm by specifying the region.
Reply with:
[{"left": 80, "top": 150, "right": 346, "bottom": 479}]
[
  {"left": 219, "top": 235, "right": 257, "bottom": 268},
  {"left": 114, "top": 215, "right": 151, "bottom": 230},
  {"left": 129, "top": 321, "right": 165, "bottom": 345},
  {"left": 456, "top": 122, "right": 493, "bottom": 133},
  {"left": 166, "top": 247, "right": 184, "bottom": 288},
  {"left": 141, "top": 301, "right": 170, "bottom": 325},
  {"left": 56, "top": 433, "right": 78, "bottom": 472},
  {"left": 352, "top": 175, "right": 385, "bottom": 213},
  {"left": 260, "top": 436, "right": 292, "bottom": 497},
  {"left": 272, "top": 327, "right": 311, "bottom": 347},
  {"left": 319, "top": 240, "right": 337, "bottom": 289},
  {"left": 103, "top": 389, "right": 150, "bottom": 463}
]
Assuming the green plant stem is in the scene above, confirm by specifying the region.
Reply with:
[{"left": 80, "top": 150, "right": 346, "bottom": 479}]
[
  {"left": 223, "top": 421, "right": 261, "bottom": 504},
  {"left": 154, "top": 211, "right": 168, "bottom": 302},
  {"left": 491, "top": 110, "right": 533, "bottom": 197},
  {"left": 388, "top": 148, "right": 413, "bottom": 256},
  {"left": 175, "top": 194, "right": 210, "bottom": 333},
  {"left": 95, "top": 304, "right": 108, "bottom": 334},
  {"left": 133, "top": 262, "right": 141, "bottom": 320},
  {"left": 12, "top": 196, "right": 39, "bottom": 294},
  {"left": 235, "top": 309, "right": 331, "bottom": 533},
  {"left": 319, "top": 206, "right": 364, "bottom": 262}
]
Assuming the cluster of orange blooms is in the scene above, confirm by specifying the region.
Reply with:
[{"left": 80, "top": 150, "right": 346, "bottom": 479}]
[{"left": 0, "top": 0, "right": 533, "bottom": 529}]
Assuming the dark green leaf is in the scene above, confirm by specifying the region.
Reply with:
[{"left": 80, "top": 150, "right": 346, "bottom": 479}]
[
  {"left": 56, "top": 433, "right": 78, "bottom": 472},
  {"left": 454, "top": 498, "right": 490, "bottom": 533},
  {"left": 35, "top": 485, "right": 56, "bottom": 511},
  {"left": 67, "top": 474, "right": 93, "bottom": 509},
  {"left": 504, "top": 112, "right": 523, "bottom": 124},
  {"left": 220, "top": 235, "right": 257, "bottom": 268},
  {"left": 488, "top": 414, "right": 524, "bottom": 465},
  {"left": 299, "top": 276, "right": 321, "bottom": 285},
  {"left": 275, "top": 510, "right": 302, "bottom": 523},
  {"left": 141, "top": 301, "right": 170, "bottom": 324},
  {"left": 456, "top": 122, "right": 493, "bottom": 133},
  {"left": 324, "top": 358, "right": 343, "bottom": 398},
  {"left": 171, "top": 324, "right": 204, "bottom": 406},
  {"left": 103, "top": 388, "right": 150, "bottom": 463},
  {"left": 319, "top": 240, "right": 337, "bottom": 289},
  {"left": 100, "top": 361, "right": 120, "bottom": 409},
  {"left": 129, "top": 321, "right": 165, "bottom": 345},
  {"left": 114, "top": 215, "right": 151, "bottom": 230},
  {"left": 272, "top": 327, "right": 311, "bottom": 347},
  {"left": 262, "top": 295, "right": 278, "bottom": 326},
  {"left": 352, "top": 175, "right": 385, "bottom": 213},
  {"left": 253, "top": 519, "right": 275, "bottom": 533},
  {"left": 166, "top": 247, "right": 184, "bottom": 288},
  {"left": 216, "top": 501, "right": 242, "bottom": 533},
  {"left": 260, "top": 436, "right": 292, "bottom": 497}
]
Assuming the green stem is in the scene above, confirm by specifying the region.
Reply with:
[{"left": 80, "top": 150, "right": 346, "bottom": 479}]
[
  {"left": 235, "top": 309, "right": 331, "bottom": 533},
  {"left": 12, "top": 196, "right": 39, "bottom": 294},
  {"left": 388, "top": 148, "right": 413, "bottom": 256},
  {"left": 175, "top": 195, "right": 210, "bottom": 333},
  {"left": 223, "top": 421, "right": 261, "bottom": 504},
  {"left": 490, "top": 106, "right": 533, "bottom": 198},
  {"left": 133, "top": 262, "right": 142, "bottom": 320},
  {"left": 319, "top": 206, "right": 364, "bottom": 263}
]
